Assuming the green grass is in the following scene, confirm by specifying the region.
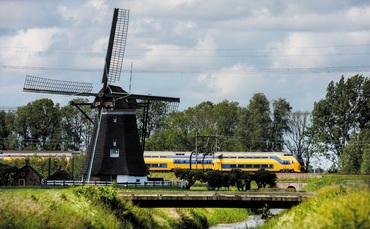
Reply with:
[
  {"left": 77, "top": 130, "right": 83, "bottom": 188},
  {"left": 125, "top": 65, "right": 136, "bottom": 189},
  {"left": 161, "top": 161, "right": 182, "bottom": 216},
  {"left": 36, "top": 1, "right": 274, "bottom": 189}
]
[
  {"left": 3, "top": 174, "right": 367, "bottom": 228},
  {"left": 259, "top": 175, "right": 370, "bottom": 229},
  {"left": 302, "top": 175, "right": 370, "bottom": 191},
  {"left": 148, "top": 172, "right": 177, "bottom": 181},
  {"left": 259, "top": 185, "right": 370, "bottom": 229},
  {"left": 0, "top": 188, "right": 121, "bottom": 228},
  {"left": 0, "top": 186, "right": 250, "bottom": 228}
]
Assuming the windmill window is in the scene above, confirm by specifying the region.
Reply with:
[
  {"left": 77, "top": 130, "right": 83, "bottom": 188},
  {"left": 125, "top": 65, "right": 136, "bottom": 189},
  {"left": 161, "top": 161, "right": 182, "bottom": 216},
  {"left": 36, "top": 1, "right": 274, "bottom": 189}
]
[
  {"left": 113, "top": 139, "right": 117, "bottom": 147},
  {"left": 110, "top": 149, "right": 119, "bottom": 158}
]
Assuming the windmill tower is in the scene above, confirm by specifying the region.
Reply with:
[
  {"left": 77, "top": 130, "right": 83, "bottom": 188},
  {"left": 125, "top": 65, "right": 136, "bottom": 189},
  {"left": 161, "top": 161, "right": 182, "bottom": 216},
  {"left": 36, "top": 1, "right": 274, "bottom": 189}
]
[{"left": 23, "top": 8, "right": 180, "bottom": 183}]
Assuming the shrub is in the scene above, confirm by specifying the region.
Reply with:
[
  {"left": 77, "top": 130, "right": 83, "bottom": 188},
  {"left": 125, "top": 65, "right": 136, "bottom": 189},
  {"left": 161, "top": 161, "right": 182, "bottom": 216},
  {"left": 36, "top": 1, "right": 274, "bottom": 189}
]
[{"left": 260, "top": 185, "right": 370, "bottom": 229}]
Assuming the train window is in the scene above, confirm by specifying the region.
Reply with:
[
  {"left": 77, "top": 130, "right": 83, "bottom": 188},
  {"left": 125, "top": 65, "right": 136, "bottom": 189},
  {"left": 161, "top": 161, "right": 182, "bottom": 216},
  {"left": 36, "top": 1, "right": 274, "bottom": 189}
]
[
  {"left": 113, "top": 116, "right": 117, "bottom": 123},
  {"left": 261, "top": 164, "right": 269, "bottom": 169},
  {"left": 151, "top": 164, "right": 163, "bottom": 168},
  {"left": 112, "top": 139, "right": 117, "bottom": 147}
]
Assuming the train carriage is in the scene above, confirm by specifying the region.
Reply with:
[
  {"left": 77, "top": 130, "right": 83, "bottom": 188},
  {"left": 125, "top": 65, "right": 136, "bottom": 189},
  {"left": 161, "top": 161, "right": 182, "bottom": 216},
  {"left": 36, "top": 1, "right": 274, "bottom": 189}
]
[
  {"left": 1, "top": 150, "right": 305, "bottom": 173},
  {"left": 143, "top": 151, "right": 305, "bottom": 173}
]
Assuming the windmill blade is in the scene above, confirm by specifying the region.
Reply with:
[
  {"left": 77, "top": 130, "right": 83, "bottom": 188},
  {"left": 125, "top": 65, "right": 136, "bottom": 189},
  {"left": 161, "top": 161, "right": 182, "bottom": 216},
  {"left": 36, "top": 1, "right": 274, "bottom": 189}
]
[
  {"left": 102, "top": 8, "right": 130, "bottom": 86},
  {"left": 23, "top": 75, "right": 95, "bottom": 96},
  {"left": 115, "top": 93, "right": 180, "bottom": 103},
  {"left": 108, "top": 92, "right": 179, "bottom": 110}
]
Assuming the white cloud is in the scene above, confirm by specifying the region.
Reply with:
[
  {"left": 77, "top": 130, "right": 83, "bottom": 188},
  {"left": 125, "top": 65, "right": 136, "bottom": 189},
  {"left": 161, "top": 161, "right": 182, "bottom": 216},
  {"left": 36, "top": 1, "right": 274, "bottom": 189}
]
[
  {"left": 0, "top": 27, "right": 65, "bottom": 66},
  {"left": 1, "top": 0, "right": 370, "bottom": 113}
]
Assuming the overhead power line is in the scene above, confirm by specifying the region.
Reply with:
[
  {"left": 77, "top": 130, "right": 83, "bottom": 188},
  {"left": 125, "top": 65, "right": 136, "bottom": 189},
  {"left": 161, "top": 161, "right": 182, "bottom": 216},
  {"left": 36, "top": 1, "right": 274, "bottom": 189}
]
[
  {"left": 1, "top": 64, "right": 370, "bottom": 75},
  {"left": 1, "top": 43, "right": 370, "bottom": 58}
]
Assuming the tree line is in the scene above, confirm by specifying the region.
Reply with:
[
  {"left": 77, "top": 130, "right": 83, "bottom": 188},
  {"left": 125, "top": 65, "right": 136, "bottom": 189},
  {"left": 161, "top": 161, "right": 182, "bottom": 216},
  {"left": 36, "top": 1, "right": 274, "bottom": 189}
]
[{"left": 0, "top": 74, "right": 369, "bottom": 174}]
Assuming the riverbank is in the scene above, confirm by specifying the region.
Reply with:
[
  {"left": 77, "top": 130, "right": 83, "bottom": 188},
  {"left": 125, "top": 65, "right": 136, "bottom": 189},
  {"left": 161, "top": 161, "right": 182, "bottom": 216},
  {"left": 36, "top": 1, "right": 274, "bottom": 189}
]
[
  {"left": 209, "top": 209, "right": 284, "bottom": 229},
  {"left": 261, "top": 186, "right": 369, "bottom": 228},
  {"left": 0, "top": 186, "right": 250, "bottom": 228}
]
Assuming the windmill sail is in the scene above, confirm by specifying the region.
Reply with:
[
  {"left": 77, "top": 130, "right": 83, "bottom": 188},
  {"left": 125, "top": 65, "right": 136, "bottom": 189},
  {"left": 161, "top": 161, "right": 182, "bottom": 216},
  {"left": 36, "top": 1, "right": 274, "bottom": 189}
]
[
  {"left": 103, "top": 8, "right": 129, "bottom": 86},
  {"left": 23, "top": 75, "right": 94, "bottom": 96}
]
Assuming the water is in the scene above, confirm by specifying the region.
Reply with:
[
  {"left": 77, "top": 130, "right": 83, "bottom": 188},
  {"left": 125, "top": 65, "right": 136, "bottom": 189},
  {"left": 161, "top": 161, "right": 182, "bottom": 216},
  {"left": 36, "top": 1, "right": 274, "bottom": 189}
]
[{"left": 208, "top": 209, "right": 283, "bottom": 229}]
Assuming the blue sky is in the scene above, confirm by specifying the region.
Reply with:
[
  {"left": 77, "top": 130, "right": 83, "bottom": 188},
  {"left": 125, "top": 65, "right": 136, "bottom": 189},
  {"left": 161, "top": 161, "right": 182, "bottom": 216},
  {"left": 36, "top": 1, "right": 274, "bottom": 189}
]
[{"left": 1, "top": 0, "right": 370, "bottom": 112}]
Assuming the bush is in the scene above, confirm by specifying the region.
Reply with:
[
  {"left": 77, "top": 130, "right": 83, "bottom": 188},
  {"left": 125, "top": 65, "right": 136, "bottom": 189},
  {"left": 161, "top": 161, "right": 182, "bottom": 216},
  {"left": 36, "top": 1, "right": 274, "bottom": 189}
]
[
  {"left": 254, "top": 169, "right": 277, "bottom": 188},
  {"left": 259, "top": 185, "right": 370, "bottom": 229}
]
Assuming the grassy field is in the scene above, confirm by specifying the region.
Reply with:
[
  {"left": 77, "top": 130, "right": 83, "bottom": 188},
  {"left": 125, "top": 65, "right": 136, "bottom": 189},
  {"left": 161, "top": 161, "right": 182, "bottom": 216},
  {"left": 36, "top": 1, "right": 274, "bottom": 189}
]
[
  {"left": 260, "top": 175, "right": 370, "bottom": 229},
  {"left": 0, "top": 185, "right": 250, "bottom": 229},
  {"left": 1, "top": 173, "right": 369, "bottom": 228},
  {"left": 259, "top": 185, "right": 370, "bottom": 229}
]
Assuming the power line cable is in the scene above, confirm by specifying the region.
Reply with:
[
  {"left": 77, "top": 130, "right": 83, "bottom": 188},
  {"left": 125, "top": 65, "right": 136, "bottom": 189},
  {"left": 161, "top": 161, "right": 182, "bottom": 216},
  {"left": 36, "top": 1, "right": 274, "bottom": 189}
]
[{"left": 1, "top": 64, "right": 370, "bottom": 74}]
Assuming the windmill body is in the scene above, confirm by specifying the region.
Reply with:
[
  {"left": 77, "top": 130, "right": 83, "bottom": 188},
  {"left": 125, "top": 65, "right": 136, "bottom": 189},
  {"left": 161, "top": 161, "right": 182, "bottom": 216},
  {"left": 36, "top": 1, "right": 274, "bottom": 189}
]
[
  {"left": 82, "top": 85, "right": 149, "bottom": 183},
  {"left": 23, "top": 8, "right": 180, "bottom": 184}
]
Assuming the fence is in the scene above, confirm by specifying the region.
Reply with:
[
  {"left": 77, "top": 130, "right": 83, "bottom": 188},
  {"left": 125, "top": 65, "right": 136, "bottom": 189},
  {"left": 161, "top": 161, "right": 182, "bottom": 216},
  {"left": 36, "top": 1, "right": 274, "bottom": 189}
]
[{"left": 42, "top": 180, "right": 174, "bottom": 188}]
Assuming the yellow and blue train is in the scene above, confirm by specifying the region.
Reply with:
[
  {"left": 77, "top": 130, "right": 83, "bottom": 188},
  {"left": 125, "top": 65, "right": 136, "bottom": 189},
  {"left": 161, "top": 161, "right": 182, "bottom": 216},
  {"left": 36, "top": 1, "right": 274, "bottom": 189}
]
[
  {"left": 0, "top": 150, "right": 305, "bottom": 173},
  {"left": 144, "top": 151, "right": 306, "bottom": 173}
]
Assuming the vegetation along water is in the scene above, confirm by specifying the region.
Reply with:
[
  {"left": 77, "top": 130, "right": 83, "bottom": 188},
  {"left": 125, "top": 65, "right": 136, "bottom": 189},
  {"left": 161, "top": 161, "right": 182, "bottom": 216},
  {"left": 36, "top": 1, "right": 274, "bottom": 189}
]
[{"left": 0, "top": 175, "right": 369, "bottom": 228}]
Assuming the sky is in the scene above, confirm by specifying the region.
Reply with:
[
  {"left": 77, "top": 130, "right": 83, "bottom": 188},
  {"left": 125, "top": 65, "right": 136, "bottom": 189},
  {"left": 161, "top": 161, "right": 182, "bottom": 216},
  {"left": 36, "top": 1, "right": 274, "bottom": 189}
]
[{"left": 1, "top": 0, "right": 370, "bottom": 112}]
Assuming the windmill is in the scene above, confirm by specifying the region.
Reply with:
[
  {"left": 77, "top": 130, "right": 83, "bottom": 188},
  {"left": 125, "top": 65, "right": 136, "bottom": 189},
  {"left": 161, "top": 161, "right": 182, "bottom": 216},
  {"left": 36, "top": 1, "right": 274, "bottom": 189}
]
[{"left": 23, "top": 8, "right": 180, "bottom": 183}]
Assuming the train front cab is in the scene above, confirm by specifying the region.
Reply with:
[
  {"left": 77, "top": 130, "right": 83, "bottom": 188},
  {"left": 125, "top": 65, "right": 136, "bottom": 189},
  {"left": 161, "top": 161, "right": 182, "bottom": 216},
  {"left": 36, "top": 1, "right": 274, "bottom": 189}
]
[{"left": 278, "top": 153, "right": 305, "bottom": 172}]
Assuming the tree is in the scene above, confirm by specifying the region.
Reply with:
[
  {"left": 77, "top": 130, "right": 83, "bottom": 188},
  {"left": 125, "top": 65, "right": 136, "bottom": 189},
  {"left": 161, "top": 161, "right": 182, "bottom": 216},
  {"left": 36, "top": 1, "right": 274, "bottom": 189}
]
[
  {"left": 137, "top": 100, "right": 172, "bottom": 141},
  {"left": 14, "top": 105, "right": 29, "bottom": 149},
  {"left": 213, "top": 100, "right": 240, "bottom": 136},
  {"left": 174, "top": 169, "right": 205, "bottom": 190},
  {"left": 205, "top": 170, "right": 223, "bottom": 190},
  {"left": 0, "top": 110, "right": 9, "bottom": 149},
  {"left": 3, "top": 111, "right": 17, "bottom": 150},
  {"left": 145, "top": 100, "right": 244, "bottom": 152},
  {"left": 14, "top": 99, "right": 61, "bottom": 150},
  {"left": 0, "top": 163, "right": 18, "bottom": 186},
  {"left": 145, "top": 111, "right": 194, "bottom": 151},
  {"left": 310, "top": 74, "right": 370, "bottom": 167},
  {"left": 229, "top": 169, "right": 250, "bottom": 191},
  {"left": 340, "top": 129, "right": 370, "bottom": 174},
  {"left": 61, "top": 98, "right": 93, "bottom": 151},
  {"left": 213, "top": 100, "right": 244, "bottom": 151},
  {"left": 238, "top": 93, "right": 271, "bottom": 151},
  {"left": 254, "top": 169, "right": 277, "bottom": 189},
  {"left": 186, "top": 101, "right": 216, "bottom": 135},
  {"left": 361, "top": 143, "right": 370, "bottom": 175},
  {"left": 270, "top": 98, "right": 292, "bottom": 151},
  {"left": 286, "top": 111, "right": 314, "bottom": 170},
  {"left": 221, "top": 172, "right": 232, "bottom": 190}
]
